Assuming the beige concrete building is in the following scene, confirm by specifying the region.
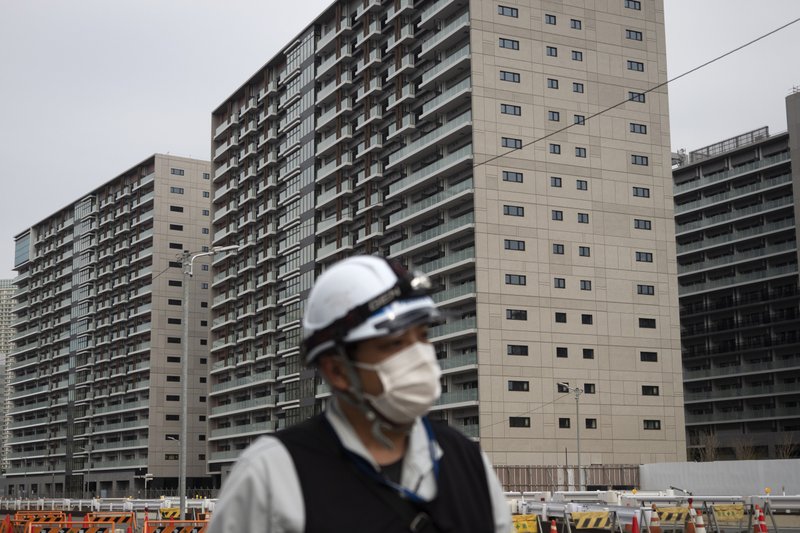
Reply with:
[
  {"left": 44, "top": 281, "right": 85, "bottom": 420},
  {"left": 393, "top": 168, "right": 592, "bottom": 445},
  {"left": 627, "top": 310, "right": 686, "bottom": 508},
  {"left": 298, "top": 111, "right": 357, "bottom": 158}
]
[
  {"left": 208, "top": 0, "right": 685, "bottom": 485},
  {"left": 6, "top": 155, "right": 213, "bottom": 497}
]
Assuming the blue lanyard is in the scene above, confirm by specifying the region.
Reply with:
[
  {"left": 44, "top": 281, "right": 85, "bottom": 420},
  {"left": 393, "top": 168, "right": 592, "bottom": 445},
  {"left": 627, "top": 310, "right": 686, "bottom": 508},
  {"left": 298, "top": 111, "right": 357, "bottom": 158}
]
[{"left": 343, "top": 417, "right": 440, "bottom": 504}]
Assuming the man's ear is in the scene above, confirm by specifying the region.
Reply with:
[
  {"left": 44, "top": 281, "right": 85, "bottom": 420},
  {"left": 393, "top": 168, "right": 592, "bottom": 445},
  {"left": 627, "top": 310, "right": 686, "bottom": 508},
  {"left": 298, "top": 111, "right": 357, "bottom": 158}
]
[{"left": 317, "top": 354, "right": 350, "bottom": 392}]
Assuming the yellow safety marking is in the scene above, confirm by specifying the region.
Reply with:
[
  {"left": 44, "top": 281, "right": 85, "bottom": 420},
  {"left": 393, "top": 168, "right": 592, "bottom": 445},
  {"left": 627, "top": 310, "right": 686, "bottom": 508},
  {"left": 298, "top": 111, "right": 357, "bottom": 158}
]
[
  {"left": 712, "top": 505, "right": 744, "bottom": 521},
  {"left": 26, "top": 521, "right": 115, "bottom": 533},
  {"left": 572, "top": 512, "right": 611, "bottom": 530},
  {"left": 513, "top": 515, "right": 539, "bottom": 532},
  {"left": 657, "top": 508, "right": 689, "bottom": 524},
  {"left": 157, "top": 510, "right": 180, "bottom": 521},
  {"left": 143, "top": 521, "right": 207, "bottom": 533}
]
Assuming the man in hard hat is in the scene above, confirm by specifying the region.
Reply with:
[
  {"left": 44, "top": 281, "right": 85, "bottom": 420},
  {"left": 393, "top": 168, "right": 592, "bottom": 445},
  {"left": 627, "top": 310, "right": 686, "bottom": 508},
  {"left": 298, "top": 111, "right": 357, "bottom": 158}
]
[{"left": 209, "top": 255, "right": 511, "bottom": 532}]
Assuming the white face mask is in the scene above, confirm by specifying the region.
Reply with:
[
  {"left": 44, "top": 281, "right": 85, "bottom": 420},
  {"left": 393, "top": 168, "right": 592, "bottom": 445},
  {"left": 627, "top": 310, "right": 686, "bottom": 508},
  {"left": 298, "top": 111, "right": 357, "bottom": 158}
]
[{"left": 353, "top": 341, "right": 442, "bottom": 425}]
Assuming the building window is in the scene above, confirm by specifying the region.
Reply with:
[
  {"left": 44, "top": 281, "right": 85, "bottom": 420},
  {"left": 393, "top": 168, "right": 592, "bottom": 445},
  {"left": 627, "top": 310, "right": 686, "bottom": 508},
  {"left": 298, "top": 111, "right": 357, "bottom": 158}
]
[
  {"left": 504, "top": 239, "right": 526, "bottom": 251},
  {"left": 167, "top": 317, "right": 181, "bottom": 324},
  {"left": 508, "top": 380, "right": 530, "bottom": 392},
  {"left": 629, "top": 91, "right": 646, "bottom": 102},
  {"left": 203, "top": 172, "right": 210, "bottom": 180},
  {"left": 553, "top": 243, "right": 565, "bottom": 254},
  {"left": 168, "top": 280, "right": 182, "bottom": 287},
  {"left": 202, "top": 209, "right": 210, "bottom": 216},
  {"left": 571, "top": 19, "right": 582, "bottom": 29},
  {"left": 584, "top": 383, "right": 596, "bottom": 394},
  {"left": 559, "top": 418, "right": 571, "bottom": 429},
  {"left": 556, "top": 347, "right": 568, "bottom": 358},
  {"left": 501, "top": 103, "right": 522, "bottom": 115},
  {"left": 547, "top": 78, "right": 559, "bottom": 89},
  {"left": 546, "top": 46, "right": 558, "bottom": 57},
  {"left": 636, "top": 251, "right": 653, "bottom": 262},
  {"left": 507, "top": 309, "right": 528, "bottom": 320},
  {"left": 165, "top": 454, "right": 179, "bottom": 460},
  {"left": 571, "top": 50, "right": 583, "bottom": 61},
  {"left": 625, "top": 0, "right": 641, "bottom": 9},
  {"left": 633, "top": 186, "right": 650, "bottom": 197},
  {"left": 579, "top": 246, "right": 591, "bottom": 257},
  {"left": 509, "top": 417, "right": 530, "bottom": 428},
  {"left": 500, "top": 70, "right": 521, "bottom": 82},
  {"left": 170, "top": 187, "right": 185, "bottom": 194},
  {"left": 201, "top": 282, "right": 209, "bottom": 289},
  {"left": 167, "top": 375, "right": 180, "bottom": 382},
  {"left": 638, "top": 284, "right": 655, "bottom": 295},
  {"left": 578, "top": 213, "right": 589, "bottom": 223},
  {"left": 626, "top": 29, "right": 643, "bottom": 41},
  {"left": 557, "top": 382, "right": 570, "bottom": 392},
  {"left": 508, "top": 344, "right": 529, "bottom": 356},
  {"left": 505, "top": 274, "right": 527, "bottom": 285},
  {"left": 574, "top": 114, "right": 586, "bottom": 125},
  {"left": 201, "top": 266, "right": 209, "bottom": 272},
  {"left": 499, "top": 38, "right": 519, "bottom": 50},
  {"left": 642, "top": 385, "right": 660, "bottom": 396},
  {"left": 552, "top": 210, "right": 563, "bottom": 221},
  {"left": 640, "top": 351, "right": 658, "bottom": 362},
  {"left": 639, "top": 318, "right": 656, "bottom": 328},
  {"left": 583, "top": 348, "right": 594, "bottom": 359},
  {"left": 545, "top": 14, "right": 556, "bottom": 24},
  {"left": 169, "top": 224, "right": 184, "bottom": 231},
  {"left": 554, "top": 278, "right": 566, "bottom": 289},
  {"left": 549, "top": 144, "right": 561, "bottom": 154},
  {"left": 581, "top": 314, "right": 593, "bottom": 325},
  {"left": 169, "top": 205, "right": 184, "bottom": 213},
  {"left": 202, "top": 228, "right": 210, "bottom": 234},
  {"left": 169, "top": 242, "right": 183, "bottom": 250},
  {"left": 643, "top": 419, "right": 661, "bottom": 430},
  {"left": 555, "top": 312, "right": 567, "bottom": 323},
  {"left": 576, "top": 179, "right": 588, "bottom": 190},
  {"left": 551, "top": 176, "right": 562, "bottom": 187},
  {"left": 498, "top": 5, "right": 518, "bottom": 17},
  {"left": 502, "top": 137, "right": 523, "bottom": 149},
  {"left": 627, "top": 60, "right": 645, "bottom": 72},
  {"left": 168, "top": 299, "right": 182, "bottom": 306},
  {"left": 203, "top": 191, "right": 210, "bottom": 198},
  {"left": 169, "top": 261, "right": 182, "bottom": 268},
  {"left": 586, "top": 418, "right": 598, "bottom": 429},
  {"left": 503, "top": 170, "right": 523, "bottom": 182},
  {"left": 170, "top": 168, "right": 185, "bottom": 176},
  {"left": 166, "top": 395, "right": 180, "bottom": 402},
  {"left": 630, "top": 123, "right": 648, "bottom": 134},
  {"left": 202, "top": 246, "right": 209, "bottom": 252},
  {"left": 504, "top": 205, "right": 525, "bottom": 216},
  {"left": 548, "top": 110, "right": 560, "bottom": 121},
  {"left": 580, "top": 280, "right": 592, "bottom": 291},
  {"left": 634, "top": 218, "right": 652, "bottom": 230},
  {"left": 573, "top": 82, "right": 584, "bottom": 93},
  {"left": 575, "top": 147, "right": 587, "bottom": 158}
]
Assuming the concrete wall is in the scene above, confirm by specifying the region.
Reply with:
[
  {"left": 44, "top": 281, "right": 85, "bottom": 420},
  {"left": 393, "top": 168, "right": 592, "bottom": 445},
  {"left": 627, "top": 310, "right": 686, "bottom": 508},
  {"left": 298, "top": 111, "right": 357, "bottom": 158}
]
[{"left": 640, "top": 459, "right": 800, "bottom": 495}]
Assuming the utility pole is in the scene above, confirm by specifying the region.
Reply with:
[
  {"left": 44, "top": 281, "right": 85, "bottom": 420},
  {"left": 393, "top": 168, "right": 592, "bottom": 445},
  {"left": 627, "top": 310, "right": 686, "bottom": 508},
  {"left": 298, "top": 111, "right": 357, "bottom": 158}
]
[{"left": 559, "top": 383, "right": 584, "bottom": 490}]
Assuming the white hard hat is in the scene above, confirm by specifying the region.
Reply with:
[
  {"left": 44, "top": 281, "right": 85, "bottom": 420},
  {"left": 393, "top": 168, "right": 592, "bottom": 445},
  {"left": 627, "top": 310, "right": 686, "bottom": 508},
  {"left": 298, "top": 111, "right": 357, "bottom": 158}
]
[{"left": 301, "top": 255, "right": 440, "bottom": 363}]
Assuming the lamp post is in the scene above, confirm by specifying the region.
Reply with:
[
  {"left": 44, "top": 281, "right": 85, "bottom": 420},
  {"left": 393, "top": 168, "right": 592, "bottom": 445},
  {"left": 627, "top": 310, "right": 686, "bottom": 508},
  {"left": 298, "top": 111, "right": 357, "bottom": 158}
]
[
  {"left": 180, "top": 245, "right": 239, "bottom": 519},
  {"left": 559, "top": 383, "right": 583, "bottom": 491}
]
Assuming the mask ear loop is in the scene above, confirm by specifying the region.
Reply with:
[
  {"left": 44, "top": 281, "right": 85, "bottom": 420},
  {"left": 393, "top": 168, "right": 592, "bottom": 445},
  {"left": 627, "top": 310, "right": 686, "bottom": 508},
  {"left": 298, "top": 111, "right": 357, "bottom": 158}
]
[{"left": 331, "top": 342, "right": 398, "bottom": 450}]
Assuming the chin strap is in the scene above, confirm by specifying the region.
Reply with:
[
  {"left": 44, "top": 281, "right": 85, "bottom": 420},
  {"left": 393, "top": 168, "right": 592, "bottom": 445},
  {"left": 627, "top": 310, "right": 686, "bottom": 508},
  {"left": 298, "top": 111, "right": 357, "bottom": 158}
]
[{"left": 332, "top": 344, "right": 409, "bottom": 450}]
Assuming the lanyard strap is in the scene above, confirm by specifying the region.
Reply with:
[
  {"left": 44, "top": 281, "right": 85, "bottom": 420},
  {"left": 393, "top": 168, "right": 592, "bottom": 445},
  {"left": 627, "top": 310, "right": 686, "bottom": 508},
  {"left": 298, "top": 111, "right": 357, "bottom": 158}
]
[{"left": 341, "top": 417, "right": 439, "bottom": 504}]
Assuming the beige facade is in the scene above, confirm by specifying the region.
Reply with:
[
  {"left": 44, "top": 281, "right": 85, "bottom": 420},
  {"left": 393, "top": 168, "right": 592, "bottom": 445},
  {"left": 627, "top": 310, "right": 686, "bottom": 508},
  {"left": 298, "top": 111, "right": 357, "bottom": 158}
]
[
  {"left": 7, "top": 154, "right": 212, "bottom": 497},
  {"left": 208, "top": 0, "right": 685, "bottom": 485}
]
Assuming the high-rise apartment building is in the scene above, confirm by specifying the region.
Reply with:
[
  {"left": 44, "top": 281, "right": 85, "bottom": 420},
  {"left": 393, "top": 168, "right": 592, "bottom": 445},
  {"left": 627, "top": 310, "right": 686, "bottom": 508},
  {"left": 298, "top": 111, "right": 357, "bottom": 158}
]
[
  {"left": 208, "top": 0, "right": 685, "bottom": 484},
  {"left": 675, "top": 91, "right": 800, "bottom": 460},
  {"left": 0, "top": 279, "right": 15, "bottom": 475},
  {"left": 6, "top": 155, "right": 213, "bottom": 497}
]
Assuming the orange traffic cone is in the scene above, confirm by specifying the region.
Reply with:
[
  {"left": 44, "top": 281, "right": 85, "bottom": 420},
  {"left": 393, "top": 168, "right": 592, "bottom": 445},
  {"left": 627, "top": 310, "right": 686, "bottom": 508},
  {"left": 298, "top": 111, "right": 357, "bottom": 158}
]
[
  {"left": 695, "top": 511, "right": 706, "bottom": 533},
  {"left": 551, "top": 519, "right": 558, "bottom": 533},
  {"left": 685, "top": 500, "right": 696, "bottom": 533},
  {"left": 650, "top": 504, "right": 662, "bottom": 533},
  {"left": 753, "top": 505, "right": 762, "bottom": 533},
  {"left": 632, "top": 515, "right": 640, "bottom": 533},
  {"left": 758, "top": 506, "right": 768, "bottom": 533}
]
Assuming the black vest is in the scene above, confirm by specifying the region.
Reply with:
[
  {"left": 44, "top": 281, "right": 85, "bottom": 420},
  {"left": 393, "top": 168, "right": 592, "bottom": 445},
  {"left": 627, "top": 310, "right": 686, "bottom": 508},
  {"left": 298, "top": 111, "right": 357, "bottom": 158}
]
[{"left": 276, "top": 414, "right": 495, "bottom": 532}]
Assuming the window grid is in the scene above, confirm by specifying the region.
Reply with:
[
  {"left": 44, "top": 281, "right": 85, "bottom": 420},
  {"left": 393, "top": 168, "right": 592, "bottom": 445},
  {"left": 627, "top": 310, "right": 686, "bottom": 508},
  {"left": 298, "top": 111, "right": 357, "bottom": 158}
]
[
  {"left": 503, "top": 170, "right": 523, "bottom": 182},
  {"left": 501, "top": 103, "right": 522, "bottom": 115},
  {"left": 500, "top": 70, "right": 521, "bottom": 82},
  {"left": 499, "top": 37, "right": 520, "bottom": 50}
]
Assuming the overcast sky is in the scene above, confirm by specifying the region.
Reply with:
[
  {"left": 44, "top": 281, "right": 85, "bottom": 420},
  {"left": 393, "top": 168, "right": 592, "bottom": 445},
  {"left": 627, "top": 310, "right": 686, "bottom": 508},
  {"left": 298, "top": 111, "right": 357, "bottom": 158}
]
[{"left": 1, "top": 1, "right": 799, "bottom": 279}]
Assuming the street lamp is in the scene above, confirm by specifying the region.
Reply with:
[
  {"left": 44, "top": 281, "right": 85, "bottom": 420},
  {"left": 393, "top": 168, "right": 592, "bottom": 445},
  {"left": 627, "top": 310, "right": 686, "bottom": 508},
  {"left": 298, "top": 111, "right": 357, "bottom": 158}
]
[
  {"left": 558, "top": 383, "right": 584, "bottom": 491},
  {"left": 180, "top": 245, "right": 239, "bottom": 519}
]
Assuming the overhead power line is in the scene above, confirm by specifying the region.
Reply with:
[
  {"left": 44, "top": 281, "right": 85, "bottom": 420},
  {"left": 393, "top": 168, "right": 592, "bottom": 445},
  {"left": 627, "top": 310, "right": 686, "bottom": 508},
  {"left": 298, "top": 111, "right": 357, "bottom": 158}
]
[{"left": 473, "top": 15, "right": 800, "bottom": 170}]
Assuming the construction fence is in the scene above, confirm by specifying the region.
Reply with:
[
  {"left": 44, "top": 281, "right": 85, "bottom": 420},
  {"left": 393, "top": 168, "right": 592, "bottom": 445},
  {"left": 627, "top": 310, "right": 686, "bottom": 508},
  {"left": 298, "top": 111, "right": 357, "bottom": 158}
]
[{"left": 496, "top": 465, "right": 639, "bottom": 492}]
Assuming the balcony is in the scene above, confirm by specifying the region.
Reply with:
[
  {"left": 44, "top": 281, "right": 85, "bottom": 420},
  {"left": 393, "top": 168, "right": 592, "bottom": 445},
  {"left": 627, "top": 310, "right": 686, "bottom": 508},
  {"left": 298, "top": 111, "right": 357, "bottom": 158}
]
[
  {"left": 678, "top": 264, "right": 798, "bottom": 296},
  {"left": 419, "top": 0, "right": 466, "bottom": 29},
  {"left": 257, "top": 80, "right": 278, "bottom": 102},
  {"left": 316, "top": 71, "right": 353, "bottom": 105},
  {"left": 386, "top": 24, "right": 415, "bottom": 53},
  {"left": 355, "top": 19, "right": 382, "bottom": 48},
  {"left": 433, "top": 281, "right": 477, "bottom": 306},
  {"left": 387, "top": 54, "right": 416, "bottom": 81},
  {"left": 317, "top": 44, "right": 353, "bottom": 78},
  {"left": 317, "top": 101, "right": 353, "bottom": 130},
  {"left": 355, "top": 48, "right": 381, "bottom": 75},
  {"left": 355, "top": 134, "right": 383, "bottom": 159},
  {"left": 420, "top": 11, "right": 469, "bottom": 58},
  {"left": 387, "top": 111, "right": 471, "bottom": 169},
  {"left": 433, "top": 387, "right": 479, "bottom": 407},
  {"left": 389, "top": 212, "right": 475, "bottom": 256},
  {"left": 356, "top": 105, "right": 384, "bottom": 129},
  {"left": 677, "top": 218, "right": 794, "bottom": 255},
  {"left": 388, "top": 178, "right": 473, "bottom": 228},
  {"left": 438, "top": 352, "right": 478, "bottom": 372},
  {"left": 674, "top": 173, "right": 792, "bottom": 215},
  {"left": 317, "top": 235, "right": 354, "bottom": 261},
  {"left": 420, "top": 76, "right": 472, "bottom": 120},
  {"left": 420, "top": 45, "right": 471, "bottom": 90},
  {"left": 355, "top": 77, "right": 381, "bottom": 102},
  {"left": 318, "top": 209, "right": 355, "bottom": 235},
  {"left": 386, "top": 85, "right": 416, "bottom": 112},
  {"left": 316, "top": 182, "right": 354, "bottom": 209},
  {"left": 678, "top": 240, "right": 796, "bottom": 276},
  {"left": 214, "top": 157, "right": 238, "bottom": 182},
  {"left": 674, "top": 152, "right": 791, "bottom": 195},
  {"left": 317, "top": 18, "right": 353, "bottom": 53},
  {"left": 316, "top": 125, "right": 353, "bottom": 156},
  {"left": 316, "top": 154, "right": 353, "bottom": 182},
  {"left": 387, "top": 144, "right": 473, "bottom": 199},
  {"left": 675, "top": 195, "right": 793, "bottom": 235},
  {"left": 386, "top": 0, "right": 414, "bottom": 22},
  {"left": 214, "top": 114, "right": 239, "bottom": 140}
]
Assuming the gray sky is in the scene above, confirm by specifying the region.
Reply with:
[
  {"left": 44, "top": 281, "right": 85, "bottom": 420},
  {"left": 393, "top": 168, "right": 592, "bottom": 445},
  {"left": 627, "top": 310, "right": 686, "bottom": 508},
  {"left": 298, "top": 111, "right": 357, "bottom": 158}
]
[{"left": 1, "top": 1, "right": 799, "bottom": 279}]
